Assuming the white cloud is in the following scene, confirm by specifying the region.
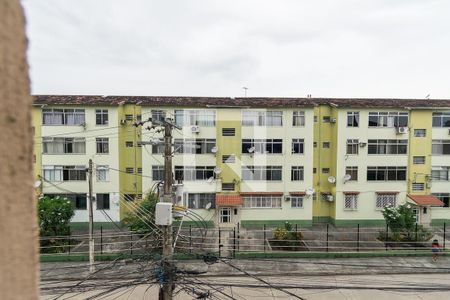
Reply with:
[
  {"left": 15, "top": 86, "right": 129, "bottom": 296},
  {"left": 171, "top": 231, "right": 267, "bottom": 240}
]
[{"left": 23, "top": 0, "right": 450, "bottom": 98}]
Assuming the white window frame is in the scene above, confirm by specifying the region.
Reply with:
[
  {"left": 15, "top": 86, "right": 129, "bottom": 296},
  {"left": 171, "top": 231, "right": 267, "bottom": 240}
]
[
  {"left": 219, "top": 207, "right": 232, "bottom": 223},
  {"left": 344, "top": 194, "right": 358, "bottom": 210},
  {"left": 376, "top": 193, "right": 397, "bottom": 209},
  {"left": 95, "top": 109, "right": 109, "bottom": 125},
  {"left": 174, "top": 109, "right": 216, "bottom": 127},
  {"left": 347, "top": 112, "right": 359, "bottom": 127},
  {"left": 291, "top": 196, "right": 304, "bottom": 208},
  {"left": 432, "top": 140, "right": 450, "bottom": 155},
  {"left": 413, "top": 156, "right": 425, "bottom": 165},
  {"left": 243, "top": 195, "right": 282, "bottom": 208},
  {"left": 431, "top": 166, "right": 450, "bottom": 181},
  {"left": 368, "top": 139, "right": 408, "bottom": 155},
  {"left": 96, "top": 165, "right": 109, "bottom": 182},
  {"left": 291, "top": 166, "right": 304, "bottom": 181},
  {"left": 368, "top": 112, "right": 408, "bottom": 128},
  {"left": 242, "top": 166, "right": 282, "bottom": 181},
  {"left": 346, "top": 139, "right": 359, "bottom": 155},
  {"left": 292, "top": 111, "right": 305, "bottom": 127},
  {"left": 242, "top": 110, "right": 283, "bottom": 126}
]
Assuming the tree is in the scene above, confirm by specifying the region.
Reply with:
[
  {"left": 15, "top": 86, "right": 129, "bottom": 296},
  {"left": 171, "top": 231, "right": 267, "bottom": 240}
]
[
  {"left": 381, "top": 203, "right": 432, "bottom": 243},
  {"left": 122, "top": 192, "right": 158, "bottom": 233},
  {"left": 38, "top": 195, "right": 74, "bottom": 237}
]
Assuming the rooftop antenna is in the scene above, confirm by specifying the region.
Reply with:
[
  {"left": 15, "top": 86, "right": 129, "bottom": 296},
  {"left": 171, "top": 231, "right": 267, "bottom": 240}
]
[
  {"left": 242, "top": 86, "right": 249, "bottom": 97},
  {"left": 426, "top": 94, "right": 430, "bottom": 99}
]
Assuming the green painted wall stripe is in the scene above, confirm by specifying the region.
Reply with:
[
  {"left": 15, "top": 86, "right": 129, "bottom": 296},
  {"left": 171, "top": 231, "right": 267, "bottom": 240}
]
[{"left": 240, "top": 220, "right": 313, "bottom": 228}]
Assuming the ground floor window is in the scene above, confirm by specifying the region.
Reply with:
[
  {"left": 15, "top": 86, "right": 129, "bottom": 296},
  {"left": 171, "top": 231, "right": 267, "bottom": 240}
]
[
  {"left": 376, "top": 193, "right": 396, "bottom": 209},
  {"left": 291, "top": 196, "right": 303, "bottom": 208},
  {"left": 220, "top": 207, "right": 232, "bottom": 223},
  {"left": 44, "top": 193, "right": 87, "bottom": 210},
  {"left": 243, "top": 195, "right": 282, "bottom": 208},
  {"left": 433, "top": 193, "right": 450, "bottom": 207},
  {"left": 187, "top": 193, "right": 216, "bottom": 209},
  {"left": 344, "top": 194, "right": 358, "bottom": 210},
  {"left": 96, "top": 193, "right": 110, "bottom": 210}
]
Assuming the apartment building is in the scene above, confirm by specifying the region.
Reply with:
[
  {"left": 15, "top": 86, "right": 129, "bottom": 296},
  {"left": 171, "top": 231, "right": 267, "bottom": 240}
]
[
  {"left": 33, "top": 96, "right": 142, "bottom": 222},
  {"left": 33, "top": 96, "right": 450, "bottom": 227}
]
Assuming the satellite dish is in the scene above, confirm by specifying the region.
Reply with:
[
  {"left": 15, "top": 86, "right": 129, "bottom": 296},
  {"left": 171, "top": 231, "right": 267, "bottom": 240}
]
[
  {"left": 213, "top": 167, "right": 222, "bottom": 174},
  {"left": 207, "top": 177, "right": 214, "bottom": 183},
  {"left": 211, "top": 146, "right": 218, "bottom": 153},
  {"left": 328, "top": 176, "right": 336, "bottom": 184},
  {"left": 34, "top": 180, "right": 41, "bottom": 188},
  {"left": 305, "top": 187, "right": 315, "bottom": 196},
  {"left": 343, "top": 174, "right": 352, "bottom": 182},
  {"left": 247, "top": 147, "right": 255, "bottom": 153},
  {"left": 205, "top": 202, "right": 212, "bottom": 210}
]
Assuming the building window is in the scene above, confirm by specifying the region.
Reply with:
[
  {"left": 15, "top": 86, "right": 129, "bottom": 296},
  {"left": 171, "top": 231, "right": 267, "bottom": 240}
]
[
  {"left": 43, "top": 165, "right": 86, "bottom": 182},
  {"left": 292, "top": 111, "right": 305, "bottom": 127},
  {"left": 188, "top": 193, "right": 216, "bottom": 209},
  {"left": 222, "top": 155, "right": 236, "bottom": 163},
  {"left": 152, "top": 166, "right": 164, "bottom": 181},
  {"left": 321, "top": 193, "right": 331, "bottom": 201},
  {"left": 220, "top": 207, "right": 232, "bottom": 223},
  {"left": 222, "top": 183, "right": 235, "bottom": 191},
  {"left": 346, "top": 139, "right": 359, "bottom": 155},
  {"left": 95, "top": 109, "right": 108, "bottom": 125},
  {"left": 125, "top": 114, "right": 133, "bottom": 121},
  {"left": 291, "top": 196, "right": 304, "bottom": 208},
  {"left": 42, "top": 108, "right": 85, "bottom": 125},
  {"left": 376, "top": 193, "right": 397, "bottom": 209},
  {"left": 291, "top": 166, "right": 304, "bottom": 181},
  {"left": 344, "top": 194, "right": 358, "bottom": 210},
  {"left": 432, "top": 140, "right": 450, "bottom": 155},
  {"left": 314, "top": 116, "right": 318, "bottom": 122},
  {"left": 322, "top": 142, "right": 330, "bottom": 149},
  {"left": 45, "top": 194, "right": 87, "bottom": 210},
  {"left": 174, "top": 166, "right": 214, "bottom": 181},
  {"left": 174, "top": 139, "right": 216, "bottom": 154},
  {"left": 151, "top": 110, "right": 166, "bottom": 123},
  {"left": 433, "top": 193, "right": 450, "bottom": 207},
  {"left": 137, "top": 168, "right": 142, "bottom": 174},
  {"left": 125, "top": 141, "right": 133, "bottom": 148},
  {"left": 43, "top": 166, "right": 63, "bottom": 182},
  {"left": 174, "top": 109, "right": 216, "bottom": 127},
  {"left": 96, "top": 194, "right": 110, "bottom": 210},
  {"left": 414, "top": 129, "right": 426, "bottom": 137},
  {"left": 322, "top": 168, "right": 330, "bottom": 174},
  {"left": 313, "top": 168, "right": 317, "bottom": 174},
  {"left": 432, "top": 112, "right": 450, "bottom": 127},
  {"left": 152, "top": 144, "right": 164, "bottom": 154},
  {"left": 125, "top": 167, "right": 134, "bottom": 174},
  {"left": 313, "top": 142, "right": 317, "bottom": 148},
  {"left": 291, "top": 139, "right": 304, "bottom": 154},
  {"left": 243, "top": 195, "right": 282, "bottom": 208},
  {"left": 242, "top": 111, "right": 283, "bottom": 126},
  {"left": 367, "top": 166, "right": 407, "bottom": 181},
  {"left": 96, "top": 165, "right": 109, "bottom": 181},
  {"left": 368, "top": 139, "right": 408, "bottom": 154},
  {"left": 368, "top": 112, "right": 408, "bottom": 127},
  {"left": 431, "top": 166, "right": 450, "bottom": 181},
  {"left": 347, "top": 112, "right": 359, "bottom": 127},
  {"left": 242, "top": 166, "right": 282, "bottom": 181},
  {"left": 96, "top": 138, "right": 109, "bottom": 154},
  {"left": 222, "top": 128, "right": 235, "bottom": 136},
  {"left": 43, "top": 137, "right": 86, "bottom": 154},
  {"left": 412, "top": 183, "right": 425, "bottom": 191},
  {"left": 345, "top": 166, "right": 358, "bottom": 181},
  {"left": 242, "top": 139, "right": 283, "bottom": 154},
  {"left": 322, "top": 116, "right": 331, "bottom": 123},
  {"left": 413, "top": 156, "right": 425, "bottom": 164}
]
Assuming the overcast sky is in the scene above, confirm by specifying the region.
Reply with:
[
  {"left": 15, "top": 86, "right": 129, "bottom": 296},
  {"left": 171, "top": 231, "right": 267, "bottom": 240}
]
[{"left": 22, "top": 0, "right": 450, "bottom": 98}]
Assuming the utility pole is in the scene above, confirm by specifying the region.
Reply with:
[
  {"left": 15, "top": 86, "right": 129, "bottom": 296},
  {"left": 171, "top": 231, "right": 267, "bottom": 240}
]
[
  {"left": 88, "top": 159, "right": 95, "bottom": 272},
  {"left": 160, "top": 119, "right": 175, "bottom": 300}
]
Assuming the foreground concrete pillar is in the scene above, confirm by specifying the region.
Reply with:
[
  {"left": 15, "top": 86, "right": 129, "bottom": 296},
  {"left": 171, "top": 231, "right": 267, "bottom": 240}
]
[{"left": 0, "top": 1, "right": 39, "bottom": 299}]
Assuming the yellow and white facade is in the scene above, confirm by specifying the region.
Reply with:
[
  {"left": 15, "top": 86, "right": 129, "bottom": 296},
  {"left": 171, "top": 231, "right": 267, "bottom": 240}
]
[{"left": 33, "top": 96, "right": 450, "bottom": 227}]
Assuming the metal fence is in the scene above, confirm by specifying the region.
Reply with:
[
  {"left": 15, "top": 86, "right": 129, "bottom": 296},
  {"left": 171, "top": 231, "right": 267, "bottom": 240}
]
[{"left": 39, "top": 223, "right": 449, "bottom": 257}]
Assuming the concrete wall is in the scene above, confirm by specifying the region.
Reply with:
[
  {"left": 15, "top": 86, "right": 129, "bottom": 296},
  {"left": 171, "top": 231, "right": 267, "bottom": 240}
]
[{"left": 0, "top": 1, "right": 39, "bottom": 298}]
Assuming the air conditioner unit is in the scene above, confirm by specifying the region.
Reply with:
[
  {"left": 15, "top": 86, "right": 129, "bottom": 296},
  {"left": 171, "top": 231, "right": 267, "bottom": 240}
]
[
  {"left": 284, "top": 196, "right": 292, "bottom": 202},
  {"left": 330, "top": 117, "right": 337, "bottom": 123},
  {"left": 327, "top": 195, "right": 334, "bottom": 202},
  {"left": 191, "top": 125, "right": 200, "bottom": 133},
  {"left": 396, "top": 127, "right": 408, "bottom": 134}
]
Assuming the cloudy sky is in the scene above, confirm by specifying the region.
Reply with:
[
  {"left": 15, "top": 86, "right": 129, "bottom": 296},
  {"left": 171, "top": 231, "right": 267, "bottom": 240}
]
[{"left": 23, "top": 0, "right": 450, "bottom": 98}]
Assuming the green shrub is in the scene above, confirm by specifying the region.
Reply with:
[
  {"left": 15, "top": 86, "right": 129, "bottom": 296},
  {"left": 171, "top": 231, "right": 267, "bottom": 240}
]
[{"left": 122, "top": 192, "right": 158, "bottom": 233}]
